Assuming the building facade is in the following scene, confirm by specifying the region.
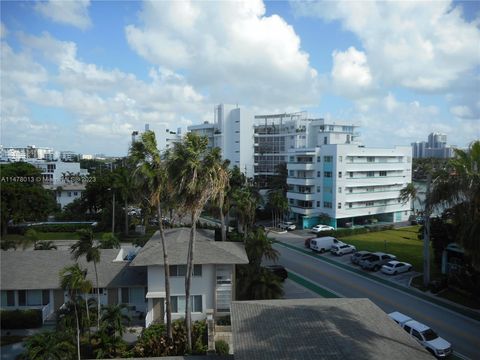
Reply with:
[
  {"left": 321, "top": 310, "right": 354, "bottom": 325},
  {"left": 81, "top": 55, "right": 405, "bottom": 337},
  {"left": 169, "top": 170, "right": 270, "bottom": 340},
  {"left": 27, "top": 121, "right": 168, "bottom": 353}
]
[
  {"left": 412, "top": 132, "right": 454, "bottom": 159},
  {"left": 287, "top": 144, "right": 412, "bottom": 229}
]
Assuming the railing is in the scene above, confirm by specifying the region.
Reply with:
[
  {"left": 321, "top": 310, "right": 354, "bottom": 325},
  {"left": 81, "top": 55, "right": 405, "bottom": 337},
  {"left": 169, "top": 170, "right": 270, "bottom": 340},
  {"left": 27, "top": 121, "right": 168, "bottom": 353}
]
[
  {"left": 145, "top": 310, "right": 154, "bottom": 328},
  {"left": 42, "top": 302, "right": 52, "bottom": 323}
]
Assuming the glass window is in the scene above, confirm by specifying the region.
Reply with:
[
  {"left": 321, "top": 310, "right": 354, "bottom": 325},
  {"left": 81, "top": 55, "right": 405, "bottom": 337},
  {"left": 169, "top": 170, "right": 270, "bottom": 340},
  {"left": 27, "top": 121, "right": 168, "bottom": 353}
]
[
  {"left": 317, "top": 156, "right": 320, "bottom": 162},
  {"left": 338, "top": 203, "right": 341, "bottom": 209},
  {"left": 18, "top": 290, "right": 26, "bottom": 306},
  {"left": 338, "top": 187, "right": 342, "bottom": 193},
  {"left": 1, "top": 290, "right": 15, "bottom": 307},
  {"left": 316, "top": 201, "right": 320, "bottom": 207},
  {"left": 193, "top": 295, "right": 202, "bottom": 312},
  {"left": 317, "top": 171, "right": 321, "bottom": 177},
  {"left": 366, "top": 171, "right": 374, "bottom": 177},
  {"left": 193, "top": 265, "right": 202, "bottom": 277},
  {"left": 27, "top": 290, "right": 42, "bottom": 306},
  {"left": 412, "top": 329, "right": 423, "bottom": 341},
  {"left": 121, "top": 288, "right": 129, "bottom": 303},
  {"left": 317, "top": 186, "right": 320, "bottom": 192},
  {"left": 338, "top": 171, "right": 342, "bottom": 178},
  {"left": 42, "top": 290, "right": 49, "bottom": 305},
  {"left": 324, "top": 137, "right": 327, "bottom": 145},
  {"left": 379, "top": 171, "right": 387, "bottom": 176},
  {"left": 324, "top": 171, "right": 332, "bottom": 178},
  {"left": 367, "top": 157, "right": 375, "bottom": 163}
]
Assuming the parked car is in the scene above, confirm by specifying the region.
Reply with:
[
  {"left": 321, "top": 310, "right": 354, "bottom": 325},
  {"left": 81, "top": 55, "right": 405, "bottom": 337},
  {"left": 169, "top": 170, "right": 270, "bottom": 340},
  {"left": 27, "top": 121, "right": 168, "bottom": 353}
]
[
  {"left": 331, "top": 243, "right": 356, "bottom": 256},
  {"left": 279, "top": 221, "right": 296, "bottom": 231},
  {"left": 350, "top": 251, "right": 372, "bottom": 265},
  {"left": 388, "top": 311, "right": 452, "bottom": 358},
  {"left": 360, "top": 252, "right": 396, "bottom": 271},
  {"left": 310, "top": 236, "right": 341, "bottom": 253},
  {"left": 265, "top": 265, "right": 288, "bottom": 281},
  {"left": 381, "top": 261, "right": 412, "bottom": 275},
  {"left": 311, "top": 224, "right": 334, "bottom": 233}
]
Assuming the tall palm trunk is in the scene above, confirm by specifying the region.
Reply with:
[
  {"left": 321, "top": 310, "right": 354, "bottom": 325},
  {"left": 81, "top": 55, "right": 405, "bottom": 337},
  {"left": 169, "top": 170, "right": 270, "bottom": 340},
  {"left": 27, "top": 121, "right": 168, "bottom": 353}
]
[
  {"left": 85, "top": 295, "right": 90, "bottom": 337},
  {"left": 73, "top": 299, "right": 81, "bottom": 360},
  {"left": 93, "top": 261, "right": 100, "bottom": 329},
  {"left": 185, "top": 211, "right": 199, "bottom": 351},
  {"left": 157, "top": 203, "right": 172, "bottom": 339},
  {"left": 124, "top": 199, "right": 128, "bottom": 235},
  {"left": 220, "top": 210, "right": 226, "bottom": 241}
]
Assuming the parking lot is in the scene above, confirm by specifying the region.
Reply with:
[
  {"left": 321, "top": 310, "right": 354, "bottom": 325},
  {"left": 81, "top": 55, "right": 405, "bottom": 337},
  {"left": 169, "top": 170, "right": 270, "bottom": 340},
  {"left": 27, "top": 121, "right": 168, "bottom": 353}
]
[{"left": 270, "top": 231, "right": 421, "bottom": 288}]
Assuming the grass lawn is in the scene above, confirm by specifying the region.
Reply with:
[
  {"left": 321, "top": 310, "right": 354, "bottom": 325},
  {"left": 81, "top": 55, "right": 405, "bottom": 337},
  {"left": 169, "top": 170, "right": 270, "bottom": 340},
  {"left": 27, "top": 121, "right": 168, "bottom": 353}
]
[
  {"left": 338, "top": 226, "right": 434, "bottom": 273},
  {"left": 2, "top": 231, "right": 110, "bottom": 242}
]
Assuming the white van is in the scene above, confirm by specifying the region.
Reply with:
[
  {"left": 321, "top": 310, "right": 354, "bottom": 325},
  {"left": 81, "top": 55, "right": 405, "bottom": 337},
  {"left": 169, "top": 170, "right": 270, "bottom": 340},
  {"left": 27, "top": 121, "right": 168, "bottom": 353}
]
[{"left": 310, "top": 236, "right": 341, "bottom": 253}]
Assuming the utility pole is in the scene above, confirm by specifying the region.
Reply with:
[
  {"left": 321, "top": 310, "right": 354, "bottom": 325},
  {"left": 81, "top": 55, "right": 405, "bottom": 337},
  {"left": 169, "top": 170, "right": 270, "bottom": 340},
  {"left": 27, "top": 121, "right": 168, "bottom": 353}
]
[{"left": 423, "top": 173, "right": 431, "bottom": 287}]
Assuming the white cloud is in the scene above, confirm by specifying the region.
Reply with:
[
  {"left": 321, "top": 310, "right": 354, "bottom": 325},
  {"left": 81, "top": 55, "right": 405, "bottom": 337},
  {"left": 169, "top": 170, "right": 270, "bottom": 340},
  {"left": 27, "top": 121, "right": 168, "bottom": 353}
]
[
  {"left": 35, "top": 0, "right": 92, "bottom": 30},
  {"left": 0, "top": 22, "right": 7, "bottom": 39},
  {"left": 125, "top": 0, "right": 320, "bottom": 107},
  {"left": 293, "top": 0, "right": 480, "bottom": 92},
  {"left": 331, "top": 46, "right": 373, "bottom": 97}
]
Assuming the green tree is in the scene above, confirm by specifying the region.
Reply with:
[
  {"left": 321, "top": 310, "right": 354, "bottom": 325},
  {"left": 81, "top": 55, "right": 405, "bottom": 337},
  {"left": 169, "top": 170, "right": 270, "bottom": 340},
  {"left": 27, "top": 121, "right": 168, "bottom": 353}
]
[
  {"left": 232, "top": 186, "right": 259, "bottom": 238},
  {"left": 71, "top": 229, "right": 101, "bottom": 329},
  {"left": 0, "top": 162, "right": 57, "bottom": 235},
  {"left": 91, "top": 329, "right": 127, "bottom": 359},
  {"left": 22, "top": 228, "right": 40, "bottom": 249},
  {"left": 267, "top": 189, "right": 288, "bottom": 229},
  {"left": 113, "top": 166, "right": 136, "bottom": 235},
  {"left": 99, "top": 232, "right": 120, "bottom": 249},
  {"left": 60, "top": 264, "right": 88, "bottom": 360},
  {"left": 22, "top": 330, "right": 76, "bottom": 360},
  {"left": 167, "top": 133, "right": 226, "bottom": 350},
  {"left": 430, "top": 140, "right": 480, "bottom": 269},
  {"left": 129, "top": 130, "right": 174, "bottom": 339},
  {"left": 399, "top": 182, "right": 421, "bottom": 214},
  {"left": 100, "top": 304, "right": 130, "bottom": 337}
]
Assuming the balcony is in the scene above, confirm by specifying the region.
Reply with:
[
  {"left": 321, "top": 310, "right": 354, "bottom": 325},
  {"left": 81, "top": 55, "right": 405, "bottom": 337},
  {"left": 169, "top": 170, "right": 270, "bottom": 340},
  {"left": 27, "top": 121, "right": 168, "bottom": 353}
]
[
  {"left": 289, "top": 163, "right": 314, "bottom": 171},
  {"left": 287, "top": 177, "right": 316, "bottom": 186},
  {"left": 290, "top": 205, "right": 315, "bottom": 215},
  {"left": 287, "top": 191, "right": 315, "bottom": 201}
]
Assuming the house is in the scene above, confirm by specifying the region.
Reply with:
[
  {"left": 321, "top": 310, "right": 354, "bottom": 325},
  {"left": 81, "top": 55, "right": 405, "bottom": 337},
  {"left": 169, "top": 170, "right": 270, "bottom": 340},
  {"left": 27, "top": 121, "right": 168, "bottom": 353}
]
[
  {"left": 231, "top": 298, "right": 432, "bottom": 360},
  {"left": 0, "top": 249, "right": 147, "bottom": 322},
  {"left": 130, "top": 227, "right": 249, "bottom": 327}
]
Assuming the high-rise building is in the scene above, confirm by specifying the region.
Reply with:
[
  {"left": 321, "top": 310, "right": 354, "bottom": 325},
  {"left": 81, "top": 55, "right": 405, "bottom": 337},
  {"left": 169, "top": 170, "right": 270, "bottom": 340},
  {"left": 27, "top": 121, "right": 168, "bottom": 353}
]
[{"left": 412, "top": 132, "right": 453, "bottom": 159}]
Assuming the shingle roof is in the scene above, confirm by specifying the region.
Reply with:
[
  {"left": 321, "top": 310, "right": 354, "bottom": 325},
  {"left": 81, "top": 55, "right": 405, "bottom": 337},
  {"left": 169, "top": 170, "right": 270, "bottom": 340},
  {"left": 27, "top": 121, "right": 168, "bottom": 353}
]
[
  {"left": 0, "top": 249, "right": 146, "bottom": 290},
  {"left": 131, "top": 228, "right": 249, "bottom": 266},
  {"left": 231, "top": 298, "right": 432, "bottom": 360}
]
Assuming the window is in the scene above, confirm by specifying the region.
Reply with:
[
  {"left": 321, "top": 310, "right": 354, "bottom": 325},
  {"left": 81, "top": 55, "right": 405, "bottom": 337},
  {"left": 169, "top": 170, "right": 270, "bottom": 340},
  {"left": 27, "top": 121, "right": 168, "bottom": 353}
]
[
  {"left": 367, "top": 157, "right": 375, "bottom": 163},
  {"left": 172, "top": 295, "right": 202, "bottom": 313},
  {"left": 121, "top": 288, "right": 129, "bottom": 303},
  {"left": 338, "top": 171, "right": 342, "bottom": 178},
  {"left": 289, "top": 199, "right": 294, "bottom": 204},
  {"left": 324, "top": 171, "right": 332, "bottom": 178},
  {"left": 73, "top": 192, "right": 78, "bottom": 196},
  {"left": 412, "top": 329, "right": 423, "bottom": 341},
  {"left": 379, "top": 171, "right": 387, "bottom": 177},
  {"left": 349, "top": 172, "right": 353, "bottom": 178},
  {"left": 289, "top": 156, "right": 294, "bottom": 162},
  {"left": 42, "top": 290, "right": 49, "bottom": 305},
  {"left": 324, "top": 137, "right": 327, "bottom": 145},
  {"left": 323, "top": 202, "right": 332, "bottom": 209},
  {"left": 349, "top": 203, "right": 352, "bottom": 208},
  {"left": 339, "top": 156, "right": 342, "bottom": 162},
  {"left": 18, "top": 290, "right": 26, "bottom": 306},
  {"left": 316, "top": 201, "right": 320, "bottom": 207},
  {"left": 365, "top": 201, "right": 374, "bottom": 207},
  {"left": 404, "top": 325, "right": 412, "bottom": 333},
  {"left": 170, "top": 265, "right": 202, "bottom": 277},
  {"left": 317, "top": 186, "right": 321, "bottom": 192},
  {"left": 289, "top": 170, "right": 294, "bottom": 177},
  {"left": 366, "top": 171, "right": 374, "bottom": 177},
  {"left": 338, "top": 187, "right": 342, "bottom": 193},
  {"left": 338, "top": 203, "right": 342, "bottom": 209},
  {"left": 317, "top": 156, "right": 320, "bottom": 162},
  {"left": 1, "top": 290, "right": 15, "bottom": 306},
  {"left": 324, "top": 156, "right": 332, "bottom": 163},
  {"left": 324, "top": 186, "right": 332, "bottom": 193},
  {"left": 68, "top": 192, "right": 72, "bottom": 197},
  {"left": 317, "top": 171, "right": 321, "bottom": 177}
]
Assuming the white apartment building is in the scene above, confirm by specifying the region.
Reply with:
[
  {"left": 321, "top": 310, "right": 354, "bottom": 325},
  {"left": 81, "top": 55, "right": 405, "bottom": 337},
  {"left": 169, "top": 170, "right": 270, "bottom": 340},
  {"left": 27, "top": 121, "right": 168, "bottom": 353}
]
[
  {"left": 188, "top": 104, "right": 254, "bottom": 177},
  {"left": 254, "top": 115, "right": 359, "bottom": 187},
  {"left": 287, "top": 144, "right": 412, "bottom": 229},
  {"left": 29, "top": 160, "right": 89, "bottom": 209},
  {"left": 59, "top": 151, "right": 77, "bottom": 162},
  {"left": 0, "top": 145, "right": 56, "bottom": 162},
  {"left": 412, "top": 132, "right": 454, "bottom": 159}
]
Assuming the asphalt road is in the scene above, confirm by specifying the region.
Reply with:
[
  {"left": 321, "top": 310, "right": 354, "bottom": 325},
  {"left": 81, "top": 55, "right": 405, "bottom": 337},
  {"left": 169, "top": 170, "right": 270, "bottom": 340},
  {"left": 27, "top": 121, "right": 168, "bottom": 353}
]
[{"left": 271, "top": 232, "right": 480, "bottom": 359}]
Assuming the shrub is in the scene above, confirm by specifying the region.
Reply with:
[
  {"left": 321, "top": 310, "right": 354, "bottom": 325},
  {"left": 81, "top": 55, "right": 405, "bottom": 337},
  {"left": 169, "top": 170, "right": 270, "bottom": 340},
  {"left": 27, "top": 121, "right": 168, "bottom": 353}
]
[
  {"left": 216, "top": 315, "right": 231, "bottom": 326},
  {"left": 0, "top": 309, "right": 42, "bottom": 329},
  {"left": 215, "top": 340, "right": 229, "bottom": 355}
]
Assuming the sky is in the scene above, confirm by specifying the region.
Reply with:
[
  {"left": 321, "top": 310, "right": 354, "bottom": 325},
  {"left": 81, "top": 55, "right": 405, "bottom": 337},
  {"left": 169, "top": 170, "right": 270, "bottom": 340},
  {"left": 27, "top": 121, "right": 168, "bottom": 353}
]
[{"left": 1, "top": 0, "right": 479, "bottom": 156}]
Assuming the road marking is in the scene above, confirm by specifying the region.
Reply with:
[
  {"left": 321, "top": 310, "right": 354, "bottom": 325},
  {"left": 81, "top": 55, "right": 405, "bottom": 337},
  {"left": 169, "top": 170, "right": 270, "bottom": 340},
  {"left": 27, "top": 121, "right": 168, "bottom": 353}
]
[{"left": 275, "top": 241, "right": 480, "bottom": 324}]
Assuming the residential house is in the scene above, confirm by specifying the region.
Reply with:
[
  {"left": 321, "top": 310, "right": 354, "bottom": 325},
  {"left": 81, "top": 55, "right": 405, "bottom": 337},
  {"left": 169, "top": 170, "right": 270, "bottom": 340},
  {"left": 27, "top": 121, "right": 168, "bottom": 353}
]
[
  {"left": 0, "top": 249, "right": 147, "bottom": 323},
  {"left": 131, "top": 227, "right": 249, "bottom": 327}
]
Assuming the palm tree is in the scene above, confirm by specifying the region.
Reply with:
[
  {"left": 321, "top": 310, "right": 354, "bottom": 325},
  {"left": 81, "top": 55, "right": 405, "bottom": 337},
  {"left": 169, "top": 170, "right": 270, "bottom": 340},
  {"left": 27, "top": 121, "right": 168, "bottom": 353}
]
[
  {"left": 232, "top": 186, "right": 259, "bottom": 239},
  {"left": 91, "top": 329, "right": 127, "bottom": 359},
  {"left": 113, "top": 166, "right": 136, "bottom": 235},
  {"left": 71, "top": 228, "right": 101, "bottom": 329},
  {"left": 34, "top": 241, "right": 58, "bottom": 250},
  {"left": 23, "top": 330, "right": 76, "bottom": 360},
  {"left": 22, "top": 228, "right": 40, "bottom": 249},
  {"left": 99, "top": 232, "right": 120, "bottom": 249},
  {"left": 267, "top": 189, "right": 288, "bottom": 229},
  {"left": 167, "top": 133, "right": 227, "bottom": 350},
  {"left": 429, "top": 140, "right": 480, "bottom": 269},
  {"left": 209, "top": 148, "right": 230, "bottom": 241},
  {"left": 60, "top": 264, "right": 87, "bottom": 360},
  {"left": 100, "top": 304, "right": 131, "bottom": 337},
  {"left": 129, "top": 130, "right": 173, "bottom": 340},
  {"left": 399, "top": 182, "right": 421, "bottom": 214}
]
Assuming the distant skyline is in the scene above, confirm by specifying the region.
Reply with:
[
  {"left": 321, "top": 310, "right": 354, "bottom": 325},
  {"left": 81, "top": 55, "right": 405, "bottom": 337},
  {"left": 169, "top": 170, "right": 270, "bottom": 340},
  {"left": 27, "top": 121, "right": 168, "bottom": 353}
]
[{"left": 1, "top": 0, "right": 479, "bottom": 156}]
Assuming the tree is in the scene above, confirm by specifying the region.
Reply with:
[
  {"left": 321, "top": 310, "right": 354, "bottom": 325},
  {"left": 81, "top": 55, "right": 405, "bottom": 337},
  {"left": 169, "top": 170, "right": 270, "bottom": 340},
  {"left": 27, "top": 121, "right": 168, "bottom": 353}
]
[
  {"left": 129, "top": 130, "right": 174, "bottom": 340},
  {"left": 100, "top": 304, "right": 130, "bottom": 337},
  {"left": 167, "top": 133, "right": 227, "bottom": 350},
  {"left": 267, "top": 189, "right": 288, "bottom": 229},
  {"left": 22, "top": 228, "right": 40, "bottom": 249},
  {"left": 1, "top": 162, "right": 57, "bottom": 235},
  {"left": 71, "top": 229, "right": 101, "bottom": 329},
  {"left": 113, "top": 166, "right": 136, "bottom": 235},
  {"left": 22, "top": 330, "right": 75, "bottom": 360},
  {"left": 60, "top": 264, "right": 88, "bottom": 360},
  {"left": 210, "top": 151, "right": 230, "bottom": 242},
  {"left": 429, "top": 140, "right": 480, "bottom": 269},
  {"left": 91, "top": 329, "right": 127, "bottom": 359},
  {"left": 232, "top": 186, "right": 259, "bottom": 238},
  {"left": 34, "top": 240, "right": 58, "bottom": 250},
  {"left": 399, "top": 182, "right": 421, "bottom": 214},
  {"left": 99, "top": 232, "right": 120, "bottom": 249}
]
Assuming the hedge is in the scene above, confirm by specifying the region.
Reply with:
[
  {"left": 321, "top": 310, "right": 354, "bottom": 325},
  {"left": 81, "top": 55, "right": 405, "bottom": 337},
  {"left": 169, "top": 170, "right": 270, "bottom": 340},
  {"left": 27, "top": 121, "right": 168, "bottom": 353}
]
[
  {"left": 318, "top": 224, "right": 394, "bottom": 238},
  {"left": 9, "top": 223, "right": 95, "bottom": 234},
  {"left": 0, "top": 309, "right": 42, "bottom": 329}
]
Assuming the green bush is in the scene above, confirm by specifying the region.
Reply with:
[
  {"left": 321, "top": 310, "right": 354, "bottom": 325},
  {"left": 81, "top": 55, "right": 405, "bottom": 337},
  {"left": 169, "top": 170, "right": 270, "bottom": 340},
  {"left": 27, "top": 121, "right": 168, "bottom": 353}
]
[
  {"left": 215, "top": 340, "right": 229, "bottom": 355},
  {"left": 216, "top": 315, "right": 231, "bottom": 326},
  {"left": 0, "top": 309, "right": 42, "bottom": 329},
  {"left": 31, "top": 223, "right": 93, "bottom": 233},
  {"left": 318, "top": 224, "right": 394, "bottom": 239}
]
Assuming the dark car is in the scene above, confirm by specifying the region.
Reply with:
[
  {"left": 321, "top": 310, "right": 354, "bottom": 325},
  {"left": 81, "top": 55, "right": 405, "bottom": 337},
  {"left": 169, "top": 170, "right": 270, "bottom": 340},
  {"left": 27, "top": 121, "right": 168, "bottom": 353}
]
[
  {"left": 350, "top": 251, "right": 372, "bottom": 265},
  {"left": 265, "top": 265, "right": 288, "bottom": 281}
]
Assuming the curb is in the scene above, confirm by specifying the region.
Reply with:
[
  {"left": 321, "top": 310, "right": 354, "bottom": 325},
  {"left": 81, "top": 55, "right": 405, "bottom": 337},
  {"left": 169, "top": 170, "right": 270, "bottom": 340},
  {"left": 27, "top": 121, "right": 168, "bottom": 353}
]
[
  {"left": 287, "top": 270, "right": 341, "bottom": 299},
  {"left": 275, "top": 240, "right": 480, "bottom": 322}
]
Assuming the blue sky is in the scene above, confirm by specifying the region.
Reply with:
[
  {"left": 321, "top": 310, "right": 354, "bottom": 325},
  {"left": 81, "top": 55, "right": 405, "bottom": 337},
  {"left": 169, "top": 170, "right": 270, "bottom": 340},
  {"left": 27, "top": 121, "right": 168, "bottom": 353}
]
[{"left": 1, "top": 0, "right": 479, "bottom": 156}]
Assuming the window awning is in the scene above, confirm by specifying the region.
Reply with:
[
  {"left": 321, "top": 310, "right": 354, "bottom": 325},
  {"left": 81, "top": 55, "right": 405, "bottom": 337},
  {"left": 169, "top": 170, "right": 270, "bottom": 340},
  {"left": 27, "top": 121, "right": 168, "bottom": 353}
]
[{"left": 146, "top": 291, "right": 166, "bottom": 299}]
